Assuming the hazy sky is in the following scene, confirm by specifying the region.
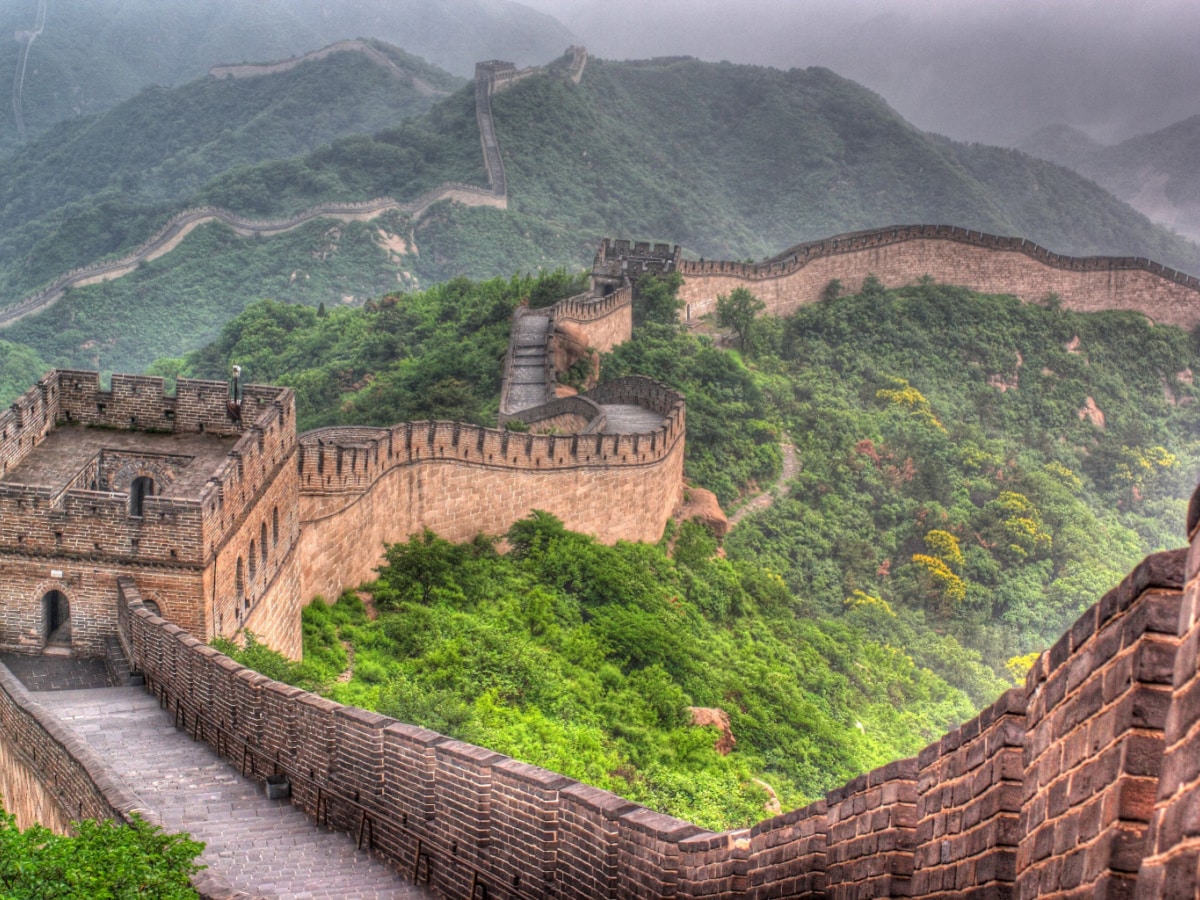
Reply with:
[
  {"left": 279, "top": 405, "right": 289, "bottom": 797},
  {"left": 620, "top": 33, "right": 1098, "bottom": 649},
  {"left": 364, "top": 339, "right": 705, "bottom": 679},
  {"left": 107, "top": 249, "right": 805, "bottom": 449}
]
[{"left": 519, "top": 0, "right": 1200, "bottom": 145}]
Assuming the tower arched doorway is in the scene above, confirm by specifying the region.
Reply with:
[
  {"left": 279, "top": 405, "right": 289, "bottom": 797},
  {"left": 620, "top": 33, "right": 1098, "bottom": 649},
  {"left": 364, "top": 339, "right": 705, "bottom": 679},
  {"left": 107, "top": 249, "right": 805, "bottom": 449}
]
[{"left": 42, "top": 590, "right": 71, "bottom": 649}]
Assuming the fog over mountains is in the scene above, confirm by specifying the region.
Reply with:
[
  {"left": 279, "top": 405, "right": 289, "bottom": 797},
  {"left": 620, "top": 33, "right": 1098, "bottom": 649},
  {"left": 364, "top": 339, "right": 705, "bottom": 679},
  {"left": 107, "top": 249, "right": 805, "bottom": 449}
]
[{"left": 522, "top": 0, "right": 1200, "bottom": 147}]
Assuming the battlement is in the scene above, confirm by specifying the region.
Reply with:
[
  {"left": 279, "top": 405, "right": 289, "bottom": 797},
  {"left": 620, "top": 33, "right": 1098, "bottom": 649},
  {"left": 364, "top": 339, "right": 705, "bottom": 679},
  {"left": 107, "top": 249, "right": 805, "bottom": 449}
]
[
  {"left": 107, "top": 529, "right": 1200, "bottom": 898},
  {"left": 668, "top": 225, "right": 1200, "bottom": 329},
  {"left": 299, "top": 376, "right": 683, "bottom": 497},
  {"left": 592, "top": 238, "right": 682, "bottom": 292}
]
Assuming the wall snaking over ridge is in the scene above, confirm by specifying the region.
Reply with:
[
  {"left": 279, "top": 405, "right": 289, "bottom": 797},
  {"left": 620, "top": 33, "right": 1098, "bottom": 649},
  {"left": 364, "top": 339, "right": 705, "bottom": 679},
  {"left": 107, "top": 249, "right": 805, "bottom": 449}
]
[{"left": 675, "top": 225, "right": 1200, "bottom": 330}]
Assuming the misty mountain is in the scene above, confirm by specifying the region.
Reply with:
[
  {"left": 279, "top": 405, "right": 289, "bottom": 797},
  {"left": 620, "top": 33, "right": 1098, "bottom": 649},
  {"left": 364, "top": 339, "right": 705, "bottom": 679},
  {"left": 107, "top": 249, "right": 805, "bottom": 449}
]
[
  {"left": 3, "top": 49, "right": 1200, "bottom": 376},
  {"left": 1020, "top": 116, "right": 1200, "bottom": 245},
  {"left": 0, "top": 0, "right": 573, "bottom": 152},
  {"left": 519, "top": 0, "right": 1200, "bottom": 148}
]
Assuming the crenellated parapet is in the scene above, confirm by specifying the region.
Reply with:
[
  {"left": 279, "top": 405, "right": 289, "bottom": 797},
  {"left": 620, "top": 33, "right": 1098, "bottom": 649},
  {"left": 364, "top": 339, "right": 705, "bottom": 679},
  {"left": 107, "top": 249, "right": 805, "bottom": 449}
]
[
  {"left": 294, "top": 376, "right": 685, "bottom": 603},
  {"left": 668, "top": 224, "right": 1200, "bottom": 329},
  {"left": 106, "top": 520, "right": 1200, "bottom": 898}
]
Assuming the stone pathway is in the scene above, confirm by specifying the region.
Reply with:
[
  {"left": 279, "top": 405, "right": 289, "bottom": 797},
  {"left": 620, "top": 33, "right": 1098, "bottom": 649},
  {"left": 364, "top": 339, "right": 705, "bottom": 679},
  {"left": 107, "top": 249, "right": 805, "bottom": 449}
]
[
  {"left": 601, "top": 403, "right": 667, "bottom": 434},
  {"left": 503, "top": 312, "right": 553, "bottom": 413},
  {"left": 36, "top": 686, "right": 432, "bottom": 900},
  {"left": 728, "top": 435, "right": 799, "bottom": 529}
]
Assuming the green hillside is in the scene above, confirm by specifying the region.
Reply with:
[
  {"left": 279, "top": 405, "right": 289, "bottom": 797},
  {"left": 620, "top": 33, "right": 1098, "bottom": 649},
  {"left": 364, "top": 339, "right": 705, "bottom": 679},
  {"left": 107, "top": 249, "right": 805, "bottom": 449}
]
[
  {"left": 0, "top": 43, "right": 462, "bottom": 302},
  {"left": 4, "top": 52, "right": 1200, "bottom": 379},
  {"left": 0, "top": 0, "right": 572, "bottom": 151},
  {"left": 1021, "top": 116, "right": 1200, "bottom": 245},
  {"left": 200, "top": 271, "right": 1200, "bottom": 829}
]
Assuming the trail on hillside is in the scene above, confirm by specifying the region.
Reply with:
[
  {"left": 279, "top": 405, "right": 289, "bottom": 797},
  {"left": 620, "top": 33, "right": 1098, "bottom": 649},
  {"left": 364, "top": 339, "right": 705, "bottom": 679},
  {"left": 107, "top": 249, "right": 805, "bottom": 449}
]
[
  {"left": 728, "top": 434, "right": 798, "bottom": 529},
  {"left": 11, "top": 0, "right": 47, "bottom": 141}
]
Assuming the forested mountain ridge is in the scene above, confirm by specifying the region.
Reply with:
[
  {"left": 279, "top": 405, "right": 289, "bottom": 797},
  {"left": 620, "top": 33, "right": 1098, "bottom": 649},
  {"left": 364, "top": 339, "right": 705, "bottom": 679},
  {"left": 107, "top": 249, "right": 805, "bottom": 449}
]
[
  {"left": 0, "top": 0, "right": 573, "bottom": 151},
  {"left": 3, "top": 48, "right": 1200, "bottom": 383},
  {"left": 1020, "top": 116, "right": 1200, "bottom": 245}
]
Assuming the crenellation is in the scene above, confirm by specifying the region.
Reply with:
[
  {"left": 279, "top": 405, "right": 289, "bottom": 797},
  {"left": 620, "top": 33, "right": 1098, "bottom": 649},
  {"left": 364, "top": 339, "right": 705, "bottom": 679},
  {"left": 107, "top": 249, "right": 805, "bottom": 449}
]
[{"left": 676, "top": 225, "right": 1200, "bottom": 328}]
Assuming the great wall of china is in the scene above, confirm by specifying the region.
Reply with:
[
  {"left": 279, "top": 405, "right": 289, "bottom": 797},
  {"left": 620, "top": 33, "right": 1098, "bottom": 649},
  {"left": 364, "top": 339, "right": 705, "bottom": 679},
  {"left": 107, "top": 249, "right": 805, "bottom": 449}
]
[
  {"left": 4, "top": 45, "right": 1200, "bottom": 898},
  {"left": 0, "top": 44, "right": 591, "bottom": 328}
]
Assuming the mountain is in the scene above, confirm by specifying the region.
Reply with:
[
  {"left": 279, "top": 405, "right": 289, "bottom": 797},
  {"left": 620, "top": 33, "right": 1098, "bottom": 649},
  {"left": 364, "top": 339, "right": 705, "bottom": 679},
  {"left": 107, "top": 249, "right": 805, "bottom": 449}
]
[
  {"left": 4, "top": 51, "right": 1200, "bottom": 376},
  {"left": 0, "top": 0, "right": 574, "bottom": 152},
  {"left": 1020, "top": 116, "right": 1200, "bottom": 245}
]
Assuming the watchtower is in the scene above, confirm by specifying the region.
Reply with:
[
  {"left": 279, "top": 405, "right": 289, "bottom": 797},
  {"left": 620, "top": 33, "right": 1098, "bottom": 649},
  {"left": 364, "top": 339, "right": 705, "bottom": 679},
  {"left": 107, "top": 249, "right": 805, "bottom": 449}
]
[{"left": 0, "top": 370, "right": 302, "bottom": 659}]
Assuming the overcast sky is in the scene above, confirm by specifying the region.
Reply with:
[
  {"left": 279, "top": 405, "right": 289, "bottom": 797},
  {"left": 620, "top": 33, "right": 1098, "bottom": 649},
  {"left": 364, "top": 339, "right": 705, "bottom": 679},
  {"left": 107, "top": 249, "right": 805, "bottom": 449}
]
[{"left": 519, "top": 0, "right": 1200, "bottom": 146}]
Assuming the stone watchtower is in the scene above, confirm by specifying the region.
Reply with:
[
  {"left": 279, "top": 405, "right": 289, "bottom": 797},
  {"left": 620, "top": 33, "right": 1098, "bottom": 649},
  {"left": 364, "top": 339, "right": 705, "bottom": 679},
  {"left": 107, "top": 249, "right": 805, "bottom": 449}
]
[
  {"left": 591, "top": 238, "right": 681, "bottom": 297},
  {"left": 0, "top": 370, "right": 303, "bottom": 660}
]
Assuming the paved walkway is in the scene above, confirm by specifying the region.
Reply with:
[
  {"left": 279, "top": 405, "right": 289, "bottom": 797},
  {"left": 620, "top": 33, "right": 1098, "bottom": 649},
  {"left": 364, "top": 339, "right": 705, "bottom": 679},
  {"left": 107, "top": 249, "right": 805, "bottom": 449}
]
[
  {"left": 503, "top": 312, "right": 553, "bottom": 413},
  {"left": 600, "top": 403, "right": 667, "bottom": 434},
  {"left": 36, "top": 685, "right": 432, "bottom": 900}
]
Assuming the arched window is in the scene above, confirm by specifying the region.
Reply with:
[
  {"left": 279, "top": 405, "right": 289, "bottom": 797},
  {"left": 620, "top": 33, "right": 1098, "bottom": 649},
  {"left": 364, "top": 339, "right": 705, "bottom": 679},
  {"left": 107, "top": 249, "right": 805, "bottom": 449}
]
[
  {"left": 129, "top": 476, "right": 154, "bottom": 516},
  {"left": 236, "top": 557, "right": 245, "bottom": 601},
  {"left": 272, "top": 507, "right": 279, "bottom": 546},
  {"left": 260, "top": 522, "right": 268, "bottom": 568},
  {"left": 248, "top": 541, "right": 257, "bottom": 581}
]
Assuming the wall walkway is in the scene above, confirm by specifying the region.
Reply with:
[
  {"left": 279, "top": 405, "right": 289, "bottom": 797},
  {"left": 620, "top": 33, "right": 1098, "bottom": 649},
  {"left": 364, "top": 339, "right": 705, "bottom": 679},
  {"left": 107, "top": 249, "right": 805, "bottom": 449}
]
[
  {"left": 113, "top": 522, "right": 1200, "bottom": 898},
  {"left": 677, "top": 224, "right": 1200, "bottom": 330},
  {"left": 36, "top": 684, "right": 431, "bottom": 900}
]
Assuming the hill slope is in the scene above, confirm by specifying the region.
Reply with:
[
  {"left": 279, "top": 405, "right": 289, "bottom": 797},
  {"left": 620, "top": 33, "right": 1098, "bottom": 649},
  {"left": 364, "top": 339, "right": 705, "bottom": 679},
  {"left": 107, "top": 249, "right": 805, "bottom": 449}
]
[
  {"left": 0, "top": 42, "right": 464, "bottom": 302},
  {"left": 1021, "top": 116, "right": 1200, "bottom": 245},
  {"left": 0, "top": 0, "right": 573, "bottom": 151},
  {"left": 5, "top": 53, "right": 1200, "bottom": 376}
]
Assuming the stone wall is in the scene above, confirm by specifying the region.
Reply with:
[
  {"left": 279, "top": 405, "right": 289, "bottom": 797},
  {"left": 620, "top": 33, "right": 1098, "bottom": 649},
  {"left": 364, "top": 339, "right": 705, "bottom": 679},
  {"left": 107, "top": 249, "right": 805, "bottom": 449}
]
[
  {"left": 1134, "top": 498, "right": 1200, "bottom": 896},
  {"left": 0, "top": 371, "right": 301, "bottom": 657},
  {"left": 295, "top": 376, "right": 685, "bottom": 604},
  {"left": 0, "top": 661, "right": 146, "bottom": 831},
  {"left": 112, "top": 532, "right": 1200, "bottom": 899},
  {"left": 552, "top": 285, "right": 634, "bottom": 353},
  {"left": 674, "top": 225, "right": 1200, "bottom": 330}
]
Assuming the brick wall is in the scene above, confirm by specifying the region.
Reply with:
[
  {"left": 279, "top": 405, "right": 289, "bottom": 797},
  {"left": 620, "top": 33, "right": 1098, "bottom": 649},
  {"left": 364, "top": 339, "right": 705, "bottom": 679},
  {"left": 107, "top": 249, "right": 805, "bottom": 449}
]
[
  {"left": 825, "top": 758, "right": 918, "bottom": 898},
  {"left": 1017, "top": 550, "right": 1184, "bottom": 899},
  {"left": 1134, "top": 502, "right": 1200, "bottom": 896},
  {"left": 296, "top": 376, "right": 685, "bottom": 604},
  {"left": 115, "top": 539, "right": 1200, "bottom": 899},
  {"left": 914, "top": 687, "right": 1026, "bottom": 898},
  {"left": 674, "top": 225, "right": 1200, "bottom": 329},
  {"left": 553, "top": 285, "right": 634, "bottom": 353}
]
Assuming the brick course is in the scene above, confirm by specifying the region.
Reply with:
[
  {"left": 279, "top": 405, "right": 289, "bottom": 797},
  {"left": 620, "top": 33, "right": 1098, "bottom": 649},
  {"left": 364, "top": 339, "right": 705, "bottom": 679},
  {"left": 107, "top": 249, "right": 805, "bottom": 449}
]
[{"left": 676, "top": 226, "right": 1200, "bottom": 329}]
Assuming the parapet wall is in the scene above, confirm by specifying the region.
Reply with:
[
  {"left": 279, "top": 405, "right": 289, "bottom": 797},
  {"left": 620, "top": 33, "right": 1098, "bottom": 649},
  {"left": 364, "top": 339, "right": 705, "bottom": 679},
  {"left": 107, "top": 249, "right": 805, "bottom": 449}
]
[
  {"left": 0, "top": 660, "right": 148, "bottom": 831},
  {"left": 295, "top": 376, "right": 685, "bottom": 604},
  {"left": 674, "top": 225, "right": 1200, "bottom": 330},
  {"left": 117, "top": 526, "right": 1200, "bottom": 898},
  {"left": 553, "top": 284, "right": 634, "bottom": 353}
]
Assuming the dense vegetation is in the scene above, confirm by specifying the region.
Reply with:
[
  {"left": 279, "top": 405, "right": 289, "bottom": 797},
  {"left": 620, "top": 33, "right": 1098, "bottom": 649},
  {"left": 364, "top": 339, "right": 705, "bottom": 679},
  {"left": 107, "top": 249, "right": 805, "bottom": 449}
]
[
  {"left": 0, "top": 0, "right": 571, "bottom": 151},
  {"left": 220, "top": 514, "right": 985, "bottom": 831},
  {"left": 4, "top": 51, "right": 1199, "bottom": 390},
  {"left": 174, "top": 269, "right": 586, "bottom": 430},
  {"left": 204, "top": 271, "right": 1200, "bottom": 830},
  {"left": 0, "top": 806, "right": 202, "bottom": 898}
]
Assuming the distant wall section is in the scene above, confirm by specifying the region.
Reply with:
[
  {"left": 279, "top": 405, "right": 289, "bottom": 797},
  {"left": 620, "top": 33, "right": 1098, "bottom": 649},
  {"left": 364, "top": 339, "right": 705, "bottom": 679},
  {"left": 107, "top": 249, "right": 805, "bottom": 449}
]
[{"left": 676, "top": 225, "right": 1200, "bottom": 330}]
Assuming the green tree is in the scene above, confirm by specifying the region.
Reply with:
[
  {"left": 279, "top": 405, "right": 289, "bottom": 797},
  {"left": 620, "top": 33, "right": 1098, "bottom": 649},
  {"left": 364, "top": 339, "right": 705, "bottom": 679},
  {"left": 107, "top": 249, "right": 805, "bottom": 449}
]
[
  {"left": 0, "top": 806, "right": 203, "bottom": 899},
  {"left": 375, "top": 528, "right": 464, "bottom": 606},
  {"left": 716, "top": 287, "right": 766, "bottom": 353}
]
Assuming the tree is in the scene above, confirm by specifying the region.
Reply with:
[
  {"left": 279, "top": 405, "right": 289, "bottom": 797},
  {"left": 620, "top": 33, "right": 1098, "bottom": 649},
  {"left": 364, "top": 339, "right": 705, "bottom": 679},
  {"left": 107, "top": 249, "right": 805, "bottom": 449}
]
[
  {"left": 0, "top": 807, "right": 203, "bottom": 898},
  {"left": 375, "top": 528, "right": 463, "bottom": 606},
  {"left": 716, "top": 287, "right": 765, "bottom": 353}
]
